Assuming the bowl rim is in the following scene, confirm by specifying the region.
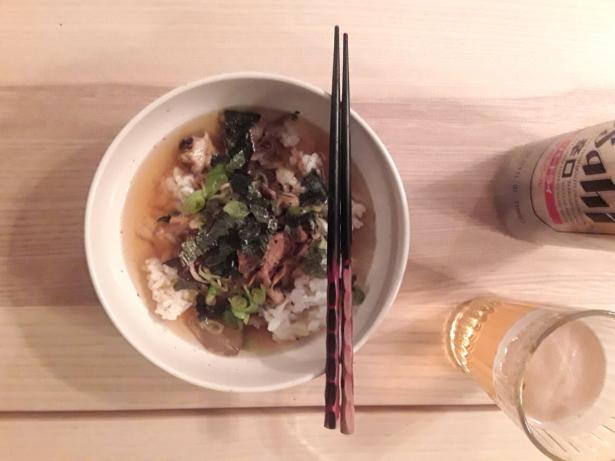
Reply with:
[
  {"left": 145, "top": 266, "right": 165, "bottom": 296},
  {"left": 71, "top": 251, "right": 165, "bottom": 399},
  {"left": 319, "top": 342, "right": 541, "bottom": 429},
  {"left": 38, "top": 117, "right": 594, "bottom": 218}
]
[{"left": 85, "top": 71, "right": 410, "bottom": 392}]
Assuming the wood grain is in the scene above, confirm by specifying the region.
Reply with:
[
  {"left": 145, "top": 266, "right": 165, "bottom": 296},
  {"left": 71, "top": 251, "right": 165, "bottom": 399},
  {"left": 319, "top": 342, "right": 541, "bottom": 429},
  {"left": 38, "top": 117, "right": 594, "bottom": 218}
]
[
  {"left": 3, "top": 1, "right": 615, "bottom": 458},
  {"left": 2, "top": 86, "right": 615, "bottom": 412},
  {"left": 2, "top": 0, "right": 615, "bottom": 100},
  {"left": 0, "top": 408, "right": 545, "bottom": 461}
]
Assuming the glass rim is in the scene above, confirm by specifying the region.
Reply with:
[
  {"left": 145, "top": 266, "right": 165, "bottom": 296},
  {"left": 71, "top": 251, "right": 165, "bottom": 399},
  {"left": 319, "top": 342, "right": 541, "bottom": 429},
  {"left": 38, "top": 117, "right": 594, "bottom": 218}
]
[{"left": 515, "top": 309, "right": 615, "bottom": 461}]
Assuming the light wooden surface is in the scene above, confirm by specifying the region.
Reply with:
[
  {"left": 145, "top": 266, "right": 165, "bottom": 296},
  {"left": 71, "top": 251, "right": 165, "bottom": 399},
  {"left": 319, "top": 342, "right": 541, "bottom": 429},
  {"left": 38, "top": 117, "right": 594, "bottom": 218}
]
[
  {"left": 0, "top": 408, "right": 545, "bottom": 461},
  {"left": 3, "top": 0, "right": 615, "bottom": 459}
]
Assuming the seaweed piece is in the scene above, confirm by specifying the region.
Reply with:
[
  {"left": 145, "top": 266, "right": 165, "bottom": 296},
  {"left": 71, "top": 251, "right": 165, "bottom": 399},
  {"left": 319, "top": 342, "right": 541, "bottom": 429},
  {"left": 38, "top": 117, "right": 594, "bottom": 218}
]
[
  {"left": 238, "top": 216, "right": 270, "bottom": 257},
  {"left": 195, "top": 214, "right": 236, "bottom": 251},
  {"left": 240, "top": 235, "right": 269, "bottom": 257},
  {"left": 229, "top": 172, "right": 252, "bottom": 198},
  {"left": 302, "top": 240, "right": 327, "bottom": 278},
  {"left": 211, "top": 153, "right": 230, "bottom": 167},
  {"left": 173, "top": 279, "right": 201, "bottom": 291},
  {"left": 200, "top": 197, "right": 223, "bottom": 222},
  {"left": 162, "top": 257, "right": 182, "bottom": 270},
  {"left": 299, "top": 171, "right": 328, "bottom": 206},
  {"left": 163, "top": 257, "right": 193, "bottom": 281},
  {"left": 195, "top": 293, "right": 226, "bottom": 320},
  {"left": 249, "top": 200, "right": 271, "bottom": 224},
  {"left": 207, "top": 253, "right": 238, "bottom": 277},
  {"left": 179, "top": 237, "right": 204, "bottom": 265},
  {"left": 195, "top": 293, "right": 207, "bottom": 317},
  {"left": 237, "top": 216, "right": 261, "bottom": 241},
  {"left": 285, "top": 209, "right": 317, "bottom": 233},
  {"left": 226, "top": 151, "right": 246, "bottom": 172},
  {"left": 195, "top": 225, "right": 240, "bottom": 277},
  {"left": 247, "top": 196, "right": 277, "bottom": 232},
  {"left": 202, "top": 241, "right": 235, "bottom": 267},
  {"left": 224, "top": 110, "right": 261, "bottom": 162}
]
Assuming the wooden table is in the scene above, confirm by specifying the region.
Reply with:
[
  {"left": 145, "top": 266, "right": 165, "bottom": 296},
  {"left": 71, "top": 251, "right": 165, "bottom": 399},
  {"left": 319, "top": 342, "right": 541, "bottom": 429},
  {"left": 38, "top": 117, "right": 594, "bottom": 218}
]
[{"left": 2, "top": 1, "right": 615, "bottom": 459}]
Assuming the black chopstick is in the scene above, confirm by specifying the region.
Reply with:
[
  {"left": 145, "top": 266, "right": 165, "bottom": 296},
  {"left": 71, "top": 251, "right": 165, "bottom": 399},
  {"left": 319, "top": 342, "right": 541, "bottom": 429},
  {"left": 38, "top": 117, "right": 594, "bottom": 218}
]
[
  {"left": 324, "top": 26, "right": 355, "bottom": 434},
  {"left": 324, "top": 25, "right": 341, "bottom": 430},
  {"left": 339, "top": 31, "right": 355, "bottom": 435}
]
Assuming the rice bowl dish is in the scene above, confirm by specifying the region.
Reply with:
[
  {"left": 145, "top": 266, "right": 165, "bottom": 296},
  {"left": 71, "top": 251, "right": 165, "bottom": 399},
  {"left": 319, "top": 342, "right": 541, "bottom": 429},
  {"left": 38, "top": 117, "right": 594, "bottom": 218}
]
[
  {"left": 85, "top": 73, "right": 409, "bottom": 391},
  {"left": 124, "top": 108, "right": 374, "bottom": 355}
]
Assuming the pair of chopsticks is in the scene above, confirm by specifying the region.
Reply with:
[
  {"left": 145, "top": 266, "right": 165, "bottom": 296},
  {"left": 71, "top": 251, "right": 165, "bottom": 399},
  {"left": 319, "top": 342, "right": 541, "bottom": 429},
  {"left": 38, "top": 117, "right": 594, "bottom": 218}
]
[{"left": 324, "top": 25, "right": 354, "bottom": 435}]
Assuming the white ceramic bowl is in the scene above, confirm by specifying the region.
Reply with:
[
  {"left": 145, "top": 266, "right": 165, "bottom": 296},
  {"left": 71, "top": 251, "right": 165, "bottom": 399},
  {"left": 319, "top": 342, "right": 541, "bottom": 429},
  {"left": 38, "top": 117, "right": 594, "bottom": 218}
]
[{"left": 85, "top": 73, "right": 409, "bottom": 392}]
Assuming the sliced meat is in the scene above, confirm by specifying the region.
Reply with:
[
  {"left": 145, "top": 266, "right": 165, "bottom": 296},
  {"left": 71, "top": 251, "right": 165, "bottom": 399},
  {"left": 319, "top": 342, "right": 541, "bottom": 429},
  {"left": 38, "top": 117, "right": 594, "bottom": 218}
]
[
  {"left": 256, "top": 232, "right": 293, "bottom": 286},
  {"left": 250, "top": 119, "right": 266, "bottom": 143},
  {"left": 261, "top": 184, "right": 277, "bottom": 200},
  {"left": 237, "top": 251, "right": 259, "bottom": 277},
  {"left": 291, "top": 266, "right": 305, "bottom": 279},
  {"left": 296, "top": 242, "right": 310, "bottom": 258},
  {"left": 252, "top": 115, "right": 301, "bottom": 169},
  {"left": 154, "top": 214, "right": 192, "bottom": 244},
  {"left": 277, "top": 192, "right": 299, "bottom": 209},
  {"left": 267, "top": 287, "right": 285, "bottom": 304},
  {"left": 292, "top": 226, "right": 309, "bottom": 243},
  {"left": 271, "top": 262, "right": 290, "bottom": 288},
  {"left": 180, "top": 133, "right": 216, "bottom": 174}
]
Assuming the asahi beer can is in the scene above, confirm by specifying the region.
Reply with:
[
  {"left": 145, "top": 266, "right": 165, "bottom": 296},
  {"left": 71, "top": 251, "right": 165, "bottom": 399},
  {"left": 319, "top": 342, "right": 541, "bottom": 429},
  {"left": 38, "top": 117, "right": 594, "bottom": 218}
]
[{"left": 495, "top": 121, "right": 615, "bottom": 248}]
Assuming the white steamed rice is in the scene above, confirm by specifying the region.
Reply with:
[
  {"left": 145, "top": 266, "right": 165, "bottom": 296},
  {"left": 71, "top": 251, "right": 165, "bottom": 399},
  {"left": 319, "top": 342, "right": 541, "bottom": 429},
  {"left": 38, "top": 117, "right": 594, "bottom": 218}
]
[
  {"left": 276, "top": 167, "right": 304, "bottom": 194},
  {"left": 279, "top": 120, "right": 301, "bottom": 147},
  {"left": 166, "top": 167, "right": 196, "bottom": 202},
  {"left": 301, "top": 153, "right": 322, "bottom": 174},
  {"left": 144, "top": 258, "right": 196, "bottom": 320},
  {"left": 261, "top": 276, "right": 327, "bottom": 341},
  {"left": 352, "top": 199, "right": 366, "bottom": 230}
]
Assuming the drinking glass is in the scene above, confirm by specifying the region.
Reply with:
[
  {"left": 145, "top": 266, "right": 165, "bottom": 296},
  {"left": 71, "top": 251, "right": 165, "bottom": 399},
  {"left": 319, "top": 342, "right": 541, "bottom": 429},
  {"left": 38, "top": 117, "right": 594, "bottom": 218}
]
[{"left": 446, "top": 296, "right": 615, "bottom": 461}]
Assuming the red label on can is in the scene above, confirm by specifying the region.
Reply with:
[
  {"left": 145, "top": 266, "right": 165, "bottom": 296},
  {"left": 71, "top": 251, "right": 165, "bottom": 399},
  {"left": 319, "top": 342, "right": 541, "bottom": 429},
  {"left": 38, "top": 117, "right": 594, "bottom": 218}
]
[{"left": 543, "top": 138, "right": 573, "bottom": 225}]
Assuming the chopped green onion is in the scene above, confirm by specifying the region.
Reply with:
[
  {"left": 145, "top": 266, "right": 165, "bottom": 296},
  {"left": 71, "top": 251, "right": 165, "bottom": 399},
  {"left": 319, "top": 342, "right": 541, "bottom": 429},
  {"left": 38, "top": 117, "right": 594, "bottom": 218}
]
[
  {"left": 287, "top": 205, "right": 302, "bottom": 216},
  {"left": 251, "top": 286, "right": 266, "bottom": 306},
  {"left": 232, "top": 310, "right": 250, "bottom": 324},
  {"left": 352, "top": 286, "right": 366, "bottom": 305},
  {"left": 230, "top": 294, "right": 251, "bottom": 323},
  {"left": 206, "top": 284, "right": 220, "bottom": 306},
  {"left": 229, "top": 295, "right": 248, "bottom": 311},
  {"left": 223, "top": 200, "right": 250, "bottom": 219},
  {"left": 181, "top": 190, "right": 206, "bottom": 214},
  {"left": 203, "top": 163, "right": 229, "bottom": 198}
]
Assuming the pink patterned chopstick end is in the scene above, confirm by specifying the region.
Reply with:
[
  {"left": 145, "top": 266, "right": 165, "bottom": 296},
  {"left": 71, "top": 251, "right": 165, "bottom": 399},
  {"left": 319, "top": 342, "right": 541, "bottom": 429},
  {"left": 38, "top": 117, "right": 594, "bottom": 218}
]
[
  {"left": 340, "top": 261, "right": 355, "bottom": 434},
  {"left": 324, "top": 262, "right": 341, "bottom": 429}
]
